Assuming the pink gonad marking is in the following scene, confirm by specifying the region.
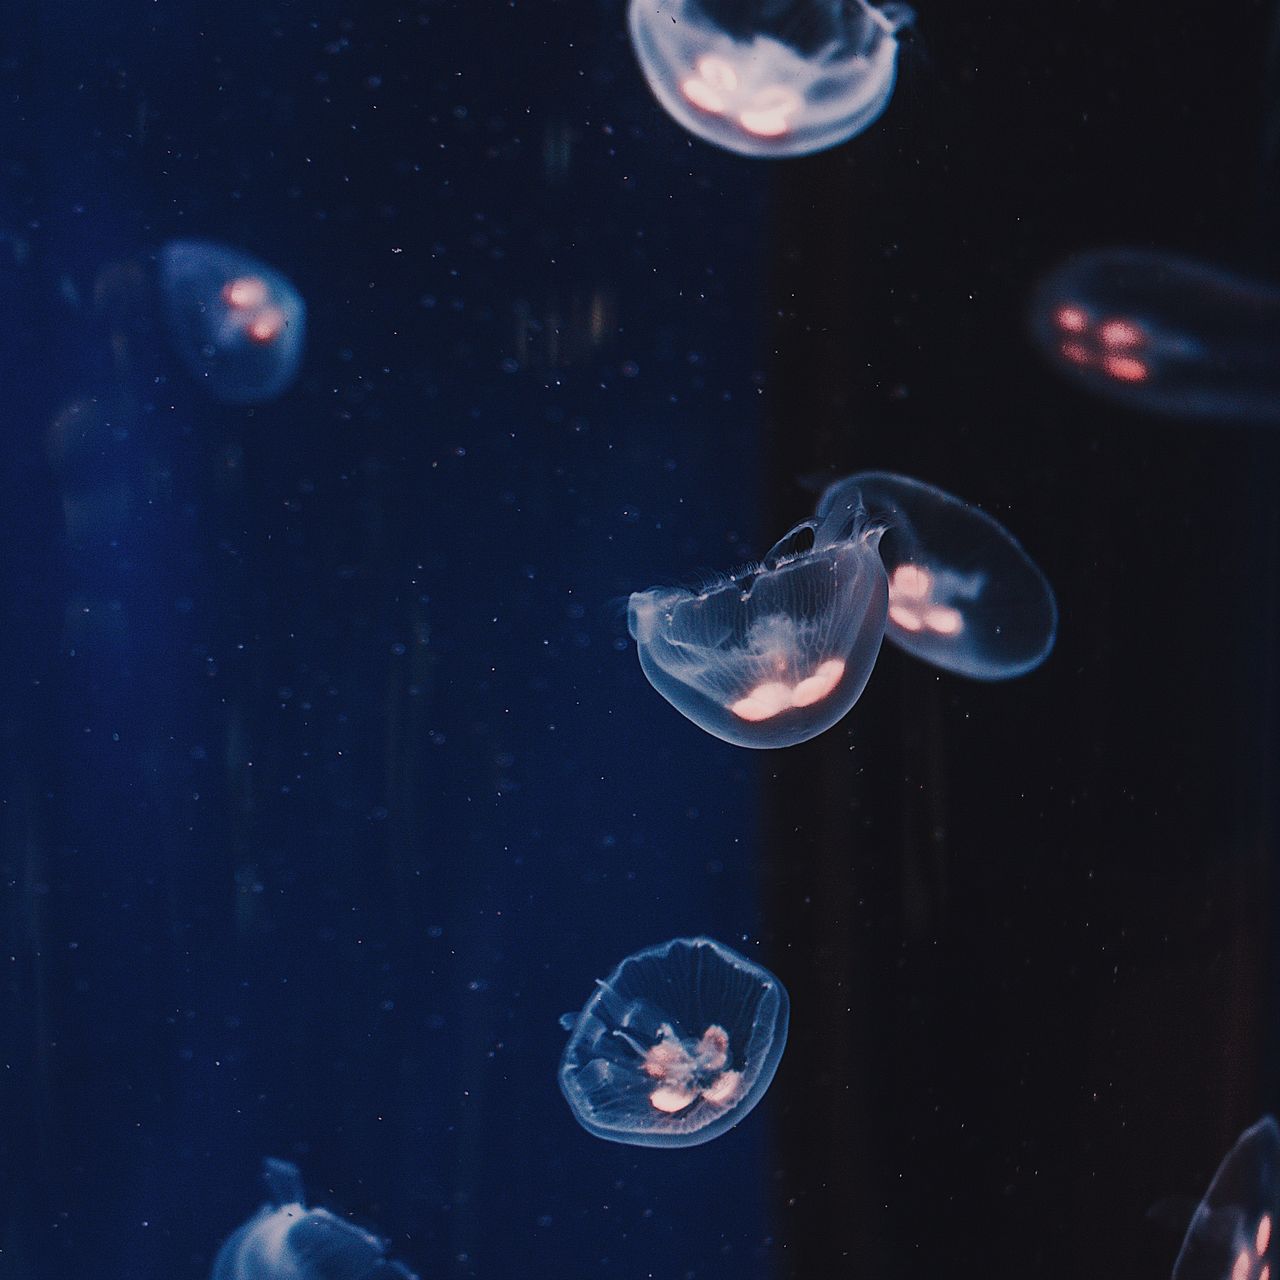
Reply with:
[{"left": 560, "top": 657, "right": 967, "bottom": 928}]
[
  {"left": 247, "top": 306, "right": 287, "bottom": 345},
  {"left": 739, "top": 87, "right": 801, "bottom": 139},
  {"left": 730, "top": 658, "right": 845, "bottom": 722},
  {"left": 682, "top": 55, "right": 738, "bottom": 114},
  {"left": 222, "top": 276, "right": 269, "bottom": 310},
  {"left": 1098, "top": 317, "right": 1144, "bottom": 351},
  {"left": 641, "top": 1022, "right": 744, "bottom": 1115},
  {"left": 1101, "top": 353, "right": 1148, "bottom": 383},
  {"left": 888, "top": 564, "right": 965, "bottom": 639},
  {"left": 1229, "top": 1213, "right": 1274, "bottom": 1280},
  {"left": 1054, "top": 304, "right": 1090, "bottom": 334}
]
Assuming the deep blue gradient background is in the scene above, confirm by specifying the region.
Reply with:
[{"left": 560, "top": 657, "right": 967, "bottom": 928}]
[{"left": 2, "top": 2, "right": 779, "bottom": 1276}]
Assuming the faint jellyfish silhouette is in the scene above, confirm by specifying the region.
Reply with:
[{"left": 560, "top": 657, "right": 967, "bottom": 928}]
[
  {"left": 817, "top": 471, "right": 1057, "bottom": 679},
  {"left": 1173, "top": 1116, "right": 1280, "bottom": 1280},
  {"left": 159, "top": 240, "right": 305, "bottom": 406},
  {"left": 213, "top": 1158, "right": 417, "bottom": 1279},
  {"left": 628, "top": 496, "right": 888, "bottom": 748},
  {"left": 628, "top": 0, "right": 912, "bottom": 158},
  {"left": 1029, "top": 249, "right": 1280, "bottom": 422},
  {"left": 559, "top": 936, "right": 789, "bottom": 1148}
]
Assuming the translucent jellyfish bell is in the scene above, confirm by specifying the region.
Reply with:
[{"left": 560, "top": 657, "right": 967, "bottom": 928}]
[
  {"left": 627, "top": 500, "right": 888, "bottom": 749},
  {"left": 1173, "top": 1117, "right": 1280, "bottom": 1280},
  {"left": 817, "top": 471, "right": 1057, "bottom": 680},
  {"left": 1029, "top": 249, "right": 1280, "bottom": 422},
  {"left": 627, "top": 0, "right": 912, "bottom": 158},
  {"left": 159, "top": 240, "right": 305, "bottom": 406},
  {"left": 558, "top": 936, "right": 789, "bottom": 1148},
  {"left": 213, "top": 1158, "right": 417, "bottom": 1279}
]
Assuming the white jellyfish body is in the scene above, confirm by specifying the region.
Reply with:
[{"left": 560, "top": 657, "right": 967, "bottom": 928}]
[
  {"left": 628, "top": 0, "right": 912, "bottom": 158},
  {"left": 817, "top": 471, "right": 1057, "bottom": 680},
  {"left": 213, "top": 1158, "right": 417, "bottom": 1280},
  {"left": 1173, "top": 1117, "right": 1280, "bottom": 1280},
  {"left": 628, "top": 498, "right": 888, "bottom": 748},
  {"left": 559, "top": 936, "right": 789, "bottom": 1148},
  {"left": 159, "top": 240, "right": 305, "bottom": 406}
]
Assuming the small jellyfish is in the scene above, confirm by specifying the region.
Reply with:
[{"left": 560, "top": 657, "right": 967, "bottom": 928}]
[
  {"left": 816, "top": 471, "right": 1057, "bottom": 680},
  {"left": 213, "top": 1158, "right": 417, "bottom": 1279},
  {"left": 627, "top": 498, "right": 888, "bottom": 749},
  {"left": 1030, "top": 249, "right": 1280, "bottom": 422},
  {"left": 1173, "top": 1117, "right": 1280, "bottom": 1280},
  {"left": 159, "top": 240, "right": 305, "bottom": 405},
  {"left": 558, "top": 936, "right": 789, "bottom": 1148},
  {"left": 627, "top": 0, "right": 912, "bottom": 158}
]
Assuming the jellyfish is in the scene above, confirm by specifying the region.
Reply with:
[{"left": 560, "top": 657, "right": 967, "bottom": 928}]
[
  {"left": 1172, "top": 1116, "right": 1280, "bottom": 1280},
  {"left": 213, "top": 1158, "right": 417, "bottom": 1279},
  {"left": 159, "top": 240, "right": 305, "bottom": 406},
  {"left": 627, "top": 0, "right": 912, "bottom": 158},
  {"left": 628, "top": 497, "right": 888, "bottom": 749},
  {"left": 816, "top": 471, "right": 1057, "bottom": 680},
  {"left": 559, "top": 936, "right": 789, "bottom": 1148},
  {"left": 1029, "top": 249, "right": 1280, "bottom": 422}
]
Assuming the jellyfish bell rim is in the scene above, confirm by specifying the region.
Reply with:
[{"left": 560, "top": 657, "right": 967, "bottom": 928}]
[
  {"left": 558, "top": 936, "right": 790, "bottom": 1149},
  {"left": 819, "top": 469, "right": 1058, "bottom": 680}
]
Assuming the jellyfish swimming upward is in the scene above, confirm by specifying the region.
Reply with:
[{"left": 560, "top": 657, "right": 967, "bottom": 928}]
[
  {"left": 817, "top": 471, "right": 1057, "bottom": 680},
  {"left": 628, "top": 495, "right": 888, "bottom": 748},
  {"left": 559, "top": 936, "right": 789, "bottom": 1148},
  {"left": 1172, "top": 1116, "right": 1280, "bottom": 1280},
  {"left": 1030, "top": 249, "right": 1280, "bottom": 423},
  {"left": 213, "top": 1158, "right": 417, "bottom": 1279},
  {"left": 159, "top": 239, "right": 305, "bottom": 406},
  {"left": 628, "top": 0, "right": 912, "bottom": 158}
]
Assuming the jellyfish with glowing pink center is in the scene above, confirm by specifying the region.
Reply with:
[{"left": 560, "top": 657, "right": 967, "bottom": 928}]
[
  {"left": 558, "top": 937, "right": 788, "bottom": 1148},
  {"left": 1030, "top": 249, "right": 1280, "bottom": 422},
  {"left": 160, "top": 239, "right": 305, "bottom": 406},
  {"left": 628, "top": 0, "right": 912, "bottom": 158},
  {"left": 628, "top": 497, "right": 887, "bottom": 749},
  {"left": 1173, "top": 1117, "right": 1280, "bottom": 1280},
  {"left": 817, "top": 471, "right": 1057, "bottom": 680}
]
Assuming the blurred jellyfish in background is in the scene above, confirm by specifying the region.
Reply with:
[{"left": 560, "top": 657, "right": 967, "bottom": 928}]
[
  {"left": 817, "top": 471, "right": 1057, "bottom": 680},
  {"left": 1172, "top": 1116, "right": 1279, "bottom": 1280},
  {"left": 628, "top": 0, "right": 912, "bottom": 157},
  {"left": 214, "top": 1158, "right": 417, "bottom": 1279},
  {"left": 628, "top": 495, "right": 887, "bottom": 748},
  {"left": 159, "top": 240, "right": 305, "bottom": 406},
  {"left": 559, "top": 936, "right": 789, "bottom": 1148},
  {"left": 1029, "top": 249, "right": 1280, "bottom": 422}
]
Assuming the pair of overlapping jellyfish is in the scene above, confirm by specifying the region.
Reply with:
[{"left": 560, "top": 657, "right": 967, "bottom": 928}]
[
  {"left": 628, "top": 471, "right": 1057, "bottom": 749},
  {"left": 157, "top": 239, "right": 305, "bottom": 406},
  {"left": 1030, "top": 249, "right": 1280, "bottom": 424},
  {"left": 628, "top": 0, "right": 913, "bottom": 157}
]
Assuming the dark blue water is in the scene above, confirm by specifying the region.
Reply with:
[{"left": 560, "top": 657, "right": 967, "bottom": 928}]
[{"left": 4, "top": 0, "right": 1280, "bottom": 1278}]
